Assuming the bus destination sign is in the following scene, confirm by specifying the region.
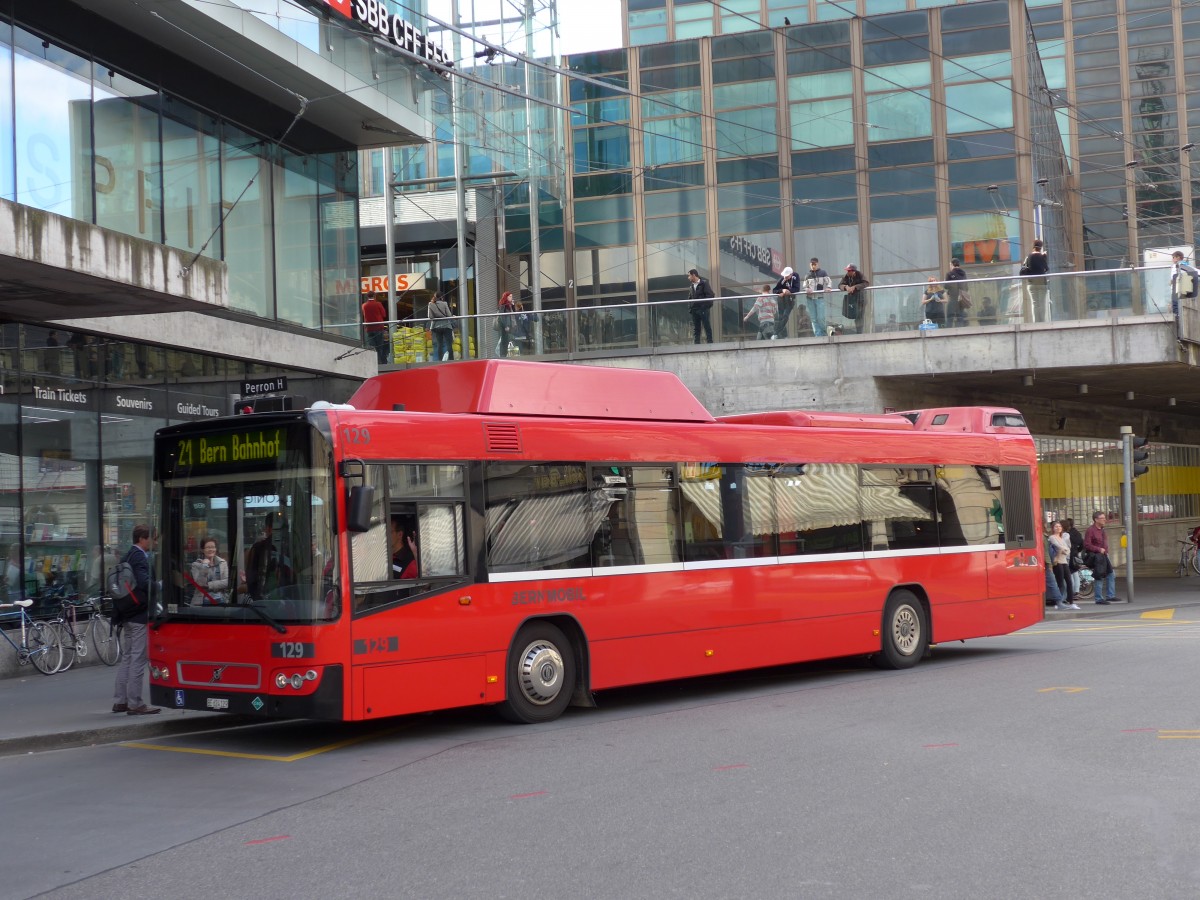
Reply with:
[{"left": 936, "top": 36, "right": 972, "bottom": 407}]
[{"left": 173, "top": 428, "right": 287, "bottom": 474}]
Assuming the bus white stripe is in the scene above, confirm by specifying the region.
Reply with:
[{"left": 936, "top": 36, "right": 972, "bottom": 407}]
[{"left": 486, "top": 544, "right": 1011, "bottom": 582}]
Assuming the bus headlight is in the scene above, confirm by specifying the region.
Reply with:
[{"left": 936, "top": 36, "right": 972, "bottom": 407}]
[
  {"left": 276, "top": 673, "right": 289, "bottom": 689},
  {"left": 289, "top": 674, "right": 305, "bottom": 689}
]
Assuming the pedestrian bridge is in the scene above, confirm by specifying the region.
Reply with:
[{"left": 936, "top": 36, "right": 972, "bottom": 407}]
[{"left": 380, "top": 265, "right": 1200, "bottom": 444}]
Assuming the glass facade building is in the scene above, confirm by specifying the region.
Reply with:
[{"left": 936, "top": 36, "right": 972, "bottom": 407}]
[
  {"left": 0, "top": 14, "right": 360, "bottom": 338},
  {"left": 361, "top": 0, "right": 1074, "bottom": 350},
  {"left": 625, "top": 0, "right": 1199, "bottom": 270},
  {"left": 0, "top": 1, "right": 433, "bottom": 615}
]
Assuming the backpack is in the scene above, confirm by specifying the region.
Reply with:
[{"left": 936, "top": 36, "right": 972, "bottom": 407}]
[
  {"left": 107, "top": 555, "right": 142, "bottom": 620},
  {"left": 1179, "top": 269, "right": 1196, "bottom": 299}
]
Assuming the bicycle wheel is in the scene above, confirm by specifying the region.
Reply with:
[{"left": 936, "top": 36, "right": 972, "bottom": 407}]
[
  {"left": 29, "top": 621, "right": 64, "bottom": 675},
  {"left": 1077, "top": 570, "right": 1095, "bottom": 601},
  {"left": 90, "top": 614, "right": 121, "bottom": 665},
  {"left": 56, "top": 617, "right": 79, "bottom": 672},
  {"left": 1191, "top": 549, "right": 1200, "bottom": 577}
]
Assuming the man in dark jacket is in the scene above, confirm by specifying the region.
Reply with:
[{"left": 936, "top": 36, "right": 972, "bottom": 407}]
[
  {"left": 111, "top": 524, "right": 160, "bottom": 715},
  {"left": 1084, "top": 511, "right": 1119, "bottom": 605},
  {"left": 771, "top": 266, "right": 801, "bottom": 338},
  {"left": 687, "top": 268, "right": 714, "bottom": 344},
  {"left": 945, "top": 259, "right": 968, "bottom": 327},
  {"left": 839, "top": 264, "right": 870, "bottom": 333}
]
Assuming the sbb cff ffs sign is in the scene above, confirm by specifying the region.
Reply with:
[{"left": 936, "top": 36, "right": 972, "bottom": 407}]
[{"left": 324, "top": 0, "right": 452, "bottom": 68}]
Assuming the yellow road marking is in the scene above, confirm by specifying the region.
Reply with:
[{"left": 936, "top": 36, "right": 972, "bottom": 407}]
[
  {"left": 1141, "top": 609, "right": 1176, "bottom": 620},
  {"left": 1158, "top": 730, "right": 1200, "bottom": 740},
  {"left": 1031, "top": 621, "right": 1198, "bottom": 634},
  {"left": 1038, "top": 686, "right": 1087, "bottom": 693},
  {"left": 120, "top": 725, "right": 404, "bottom": 762}
]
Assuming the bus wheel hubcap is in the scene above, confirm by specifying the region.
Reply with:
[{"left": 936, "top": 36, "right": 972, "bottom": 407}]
[
  {"left": 518, "top": 641, "right": 563, "bottom": 705},
  {"left": 893, "top": 606, "right": 920, "bottom": 655}
]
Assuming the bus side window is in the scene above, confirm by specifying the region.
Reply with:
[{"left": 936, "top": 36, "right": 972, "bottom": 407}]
[
  {"left": 350, "top": 465, "right": 390, "bottom": 611},
  {"left": 416, "top": 505, "right": 465, "bottom": 576},
  {"left": 861, "top": 467, "right": 938, "bottom": 552},
  {"left": 679, "top": 463, "right": 724, "bottom": 561},
  {"left": 591, "top": 466, "right": 680, "bottom": 567}
]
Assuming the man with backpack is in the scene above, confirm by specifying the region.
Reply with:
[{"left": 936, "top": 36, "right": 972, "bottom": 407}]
[
  {"left": 111, "top": 524, "right": 160, "bottom": 715},
  {"left": 1170, "top": 250, "right": 1198, "bottom": 333}
]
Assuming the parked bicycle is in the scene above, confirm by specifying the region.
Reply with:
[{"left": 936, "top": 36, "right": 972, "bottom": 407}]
[
  {"left": 1075, "top": 563, "right": 1095, "bottom": 601},
  {"left": 0, "top": 599, "right": 64, "bottom": 675},
  {"left": 1177, "top": 537, "right": 1200, "bottom": 578},
  {"left": 55, "top": 595, "right": 121, "bottom": 672}
]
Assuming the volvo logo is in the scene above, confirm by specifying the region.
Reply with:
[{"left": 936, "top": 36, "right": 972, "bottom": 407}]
[{"left": 210, "top": 665, "right": 228, "bottom": 684}]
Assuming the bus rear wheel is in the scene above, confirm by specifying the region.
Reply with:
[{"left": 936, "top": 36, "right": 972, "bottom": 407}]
[
  {"left": 499, "top": 622, "right": 575, "bottom": 724},
  {"left": 874, "top": 590, "right": 928, "bottom": 670}
]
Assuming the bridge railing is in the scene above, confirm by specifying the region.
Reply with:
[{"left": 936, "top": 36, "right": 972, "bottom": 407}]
[{"left": 353, "top": 264, "right": 1184, "bottom": 365}]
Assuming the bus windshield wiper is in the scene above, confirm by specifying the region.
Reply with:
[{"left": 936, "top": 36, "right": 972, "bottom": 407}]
[{"left": 245, "top": 602, "right": 288, "bottom": 634}]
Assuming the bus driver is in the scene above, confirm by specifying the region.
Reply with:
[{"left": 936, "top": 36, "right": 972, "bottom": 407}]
[{"left": 391, "top": 515, "right": 418, "bottom": 579}]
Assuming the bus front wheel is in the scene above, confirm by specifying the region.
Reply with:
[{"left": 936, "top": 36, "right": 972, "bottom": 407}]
[
  {"left": 874, "top": 590, "right": 928, "bottom": 669},
  {"left": 499, "top": 622, "right": 575, "bottom": 724}
]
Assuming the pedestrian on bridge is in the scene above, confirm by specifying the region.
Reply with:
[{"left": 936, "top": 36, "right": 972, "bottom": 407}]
[{"left": 687, "top": 268, "right": 715, "bottom": 344}]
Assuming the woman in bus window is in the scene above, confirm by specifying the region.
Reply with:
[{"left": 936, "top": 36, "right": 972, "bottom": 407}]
[{"left": 189, "top": 537, "right": 229, "bottom": 604}]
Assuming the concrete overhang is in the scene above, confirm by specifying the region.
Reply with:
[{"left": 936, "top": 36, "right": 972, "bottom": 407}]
[
  {"left": 56, "top": 311, "right": 379, "bottom": 382},
  {"left": 0, "top": 198, "right": 224, "bottom": 320},
  {"left": 72, "top": 0, "right": 429, "bottom": 148},
  {"left": 0, "top": 198, "right": 375, "bottom": 380}
]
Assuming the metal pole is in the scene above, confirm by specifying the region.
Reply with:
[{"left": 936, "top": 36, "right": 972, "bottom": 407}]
[
  {"left": 525, "top": 0, "right": 543, "bottom": 353},
  {"left": 384, "top": 149, "right": 396, "bottom": 367},
  {"left": 1182, "top": 144, "right": 1195, "bottom": 251},
  {"left": 1120, "top": 425, "right": 1136, "bottom": 604},
  {"left": 451, "top": 0, "right": 469, "bottom": 360},
  {"left": 452, "top": 81, "right": 470, "bottom": 358}
]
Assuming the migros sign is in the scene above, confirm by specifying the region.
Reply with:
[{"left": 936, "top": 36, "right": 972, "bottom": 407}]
[{"left": 324, "top": 0, "right": 452, "bottom": 68}]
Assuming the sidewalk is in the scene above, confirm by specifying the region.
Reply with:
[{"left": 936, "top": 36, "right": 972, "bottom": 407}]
[
  {"left": 1043, "top": 573, "right": 1200, "bottom": 619},
  {"left": 2, "top": 576, "right": 1198, "bottom": 757},
  {"left": 0, "top": 662, "right": 239, "bottom": 757}
]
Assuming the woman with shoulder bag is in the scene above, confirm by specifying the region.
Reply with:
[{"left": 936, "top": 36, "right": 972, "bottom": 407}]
[{"left": 1047, "top": 521, "right": 1079, "bottom": 610}]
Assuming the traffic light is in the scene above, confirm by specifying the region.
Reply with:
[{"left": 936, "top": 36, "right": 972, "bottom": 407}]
[{"left": 1131, "top": 435, "right": 1150, "bottom": 478}]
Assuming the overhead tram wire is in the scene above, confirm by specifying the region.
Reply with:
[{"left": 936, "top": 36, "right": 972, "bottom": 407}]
[
  {"left": 116, "top": 4, "right": 947, "bottom": 310},
  {"left": 133, "top": 11, "right": 1017, "bottom": 279},
  {"left": 299, "top": 0, "right": 1193, "bottom": 218},
  {"left": 302, "top": 0, "right": 1103, "bottom": 228},
  {"left": 159, "top": 1, "right": 1151, "bottom": 277},
  {"left": 138, "top": 4, "right": 314, "bottom": 277},
  {"left": 313, "top": 7, "right": 1188, "bottom": 273}
]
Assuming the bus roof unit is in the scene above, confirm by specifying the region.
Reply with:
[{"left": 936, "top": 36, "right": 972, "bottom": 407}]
[
  {"left": 900, "top": 407, "right": 1029, "bottom": 434},
  {"left": 717, "top": 411, "right": 915, "bottom": 430},
  {"left": 348, "top": 360, "right": 715, "bottom": 422}
]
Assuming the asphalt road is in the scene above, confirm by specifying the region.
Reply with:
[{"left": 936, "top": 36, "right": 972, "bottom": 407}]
[{"left": 6, "top": 608, "right": 1200, "bottom": 899}]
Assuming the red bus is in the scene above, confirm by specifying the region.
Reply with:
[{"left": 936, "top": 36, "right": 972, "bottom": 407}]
[{"left": 148, "top": 360, "right": 1043, "bottom": 723}]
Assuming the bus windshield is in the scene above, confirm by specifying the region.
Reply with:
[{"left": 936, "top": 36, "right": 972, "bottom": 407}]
[{"left": 156, "top": 422, "right": 338, "bottom": 626}]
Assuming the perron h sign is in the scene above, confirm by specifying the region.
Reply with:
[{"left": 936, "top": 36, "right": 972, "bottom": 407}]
[{"left": 241, "top": 376, "right": 287, "bottom": 398}]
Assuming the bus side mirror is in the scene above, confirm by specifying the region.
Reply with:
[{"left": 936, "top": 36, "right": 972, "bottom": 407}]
[{"left": 346, "top": 485, "right": 374, "bottom": 533}]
